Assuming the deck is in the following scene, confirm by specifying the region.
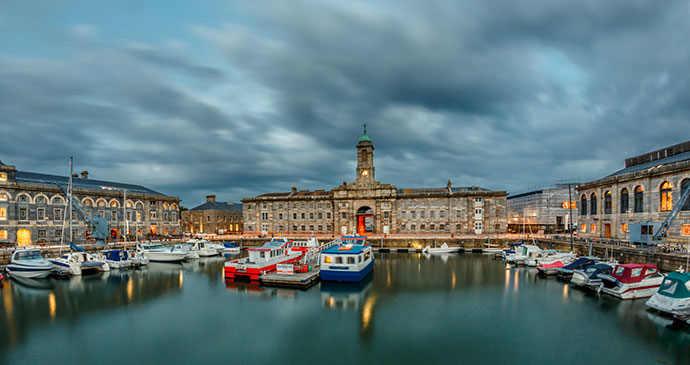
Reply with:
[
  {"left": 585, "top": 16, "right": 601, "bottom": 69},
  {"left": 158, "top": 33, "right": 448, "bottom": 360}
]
[{"left": 260, "top": 269, "right": 320, "bottom": 289}]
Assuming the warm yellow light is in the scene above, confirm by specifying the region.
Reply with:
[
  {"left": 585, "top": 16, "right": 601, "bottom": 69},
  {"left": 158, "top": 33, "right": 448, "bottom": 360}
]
[
  {"left": 325, "top": 256, "right": 332, "bottom": 264},
  {"left": 49, "top": 293, "right": 56, "bottom": 320},
  {"left": 179, "top": 271, "right": 184, "bottom": 288},
  {"left": 127, "top": 277, "right": 133, "bottom": 302}
]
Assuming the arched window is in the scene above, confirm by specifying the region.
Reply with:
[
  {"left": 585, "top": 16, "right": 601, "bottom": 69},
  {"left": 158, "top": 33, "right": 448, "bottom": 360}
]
[
  {"left": 580, "top": 195, "right": 587, "bottom": 215},
  {"left": 634, "top": 186, "right": 644, "bottom": 213},
  {"left": 590, "top": 193, "right": 597, "bottom": 215},
  {"left": 110, "top": 200, "right": 119, "bottom": 208},
  {"left": 682, "top": 179, "right": 690, "bottom": 211},
  {"left": 620, "top": 188, "right": 629, "bottom": 213},
  {"left": 83, "top": 198, "right": 94, "bottom": 207},
  {"left": 660, "top": 181, "right": 672, "bottom": 212},
  {"left": 604, "top": 191, "right": 612, "bottom": 214}
]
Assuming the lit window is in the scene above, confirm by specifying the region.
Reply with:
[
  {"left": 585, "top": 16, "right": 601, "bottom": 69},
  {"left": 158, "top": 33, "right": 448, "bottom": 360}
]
[
  {"left": 126, "top": 201, "right": 132, "bottom": 208},
  {"left": 0, "top": 207, "right": 6, "bottom": 220},
  {"left": 0, "top": 193, "right": 6, "bottom": 201},
  {"left": 590, "top": 224, "right": 596, "bottom": 233},
  {"left": 620, "top": 223, "right": 628, "bottom": 234},
  {"left": 580, "top": 223, "right": 586, "bottom": 232},
  {"left": 660, "top": 182, "right": 672, "bottom": 212},
  {"left": 325, "top": 256, "right": 332, "bottom": 264},
  {"left": 111, "top": 201, "right": 118, "bottom": 207},
  {"left": 136, "top": 212, "right": 142, "bottom": 222},
  {"left": 98, "top": 200, "right": 106, "bottom": 207},
  {"left": 682, "top": 224, "right": 690, "bottom": 236},
  {"left": 0, "top": 173, "right": 6, "bottom": 181},
  {"left": 0, "top": 230, "right": 6, "bottom": 239}
]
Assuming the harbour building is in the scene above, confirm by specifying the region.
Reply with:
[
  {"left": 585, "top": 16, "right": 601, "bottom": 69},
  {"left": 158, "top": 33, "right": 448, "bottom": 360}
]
[
  {"left": 577, "top": 141, "right": 690, "bottom": 243},
  {"left": 0, "top": 160, "right": 181, "bottom": 245},
  {"left": 507, "top": 184, "right": 579, "bottom": 234},
  {"left": 181, "top": 195, "right": 243, "bottom": 235},
  {"left": 242, "top": 127, "right": 507, "bottom": 236}
]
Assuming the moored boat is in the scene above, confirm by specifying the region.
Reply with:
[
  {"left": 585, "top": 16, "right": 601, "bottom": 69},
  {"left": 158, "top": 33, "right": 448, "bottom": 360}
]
[
  {"left": 222, "top": 242, "right": 241, "bottom": 255},
  {"left": 50, "top": 251, "right": 110, "bottom": 276},
  {"left": 224, "top": 238, "right": 303, "bottom": 281},
  {"left": 6, "top": 249, "right": 53, "bottom": 279},
  {"left": 646, "top": 271, "right": 690, "bottom": 319},
  {"left": 599, "top": 264, "right": 664, "bottom": 299},
  {"left": 556, "top": 257, "right": 597, "bottom": 282},
  {"left": 571, "top": 263, "right": 613, "bottom": 290},
  {"left": 140, "top": 243, "right": 188, "bottom": 263},
  {"left": 99, "top": 250, "right": 131, "bottom": 269},
  {"left": 536, "top": 261, "right": 565, "bottom": 276},
  {"left": 320, "top": 236, "right": 374, "bottom": 282},
  {"left": 507, "top": 244, "right": 541, "bottom": 265},
  {"left": 422, "top": 243, "right": 461, "bottom": 254}
]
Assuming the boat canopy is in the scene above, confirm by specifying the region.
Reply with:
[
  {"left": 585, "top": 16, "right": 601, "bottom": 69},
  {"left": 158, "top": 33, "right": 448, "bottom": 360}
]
[
  {"left": 563, "top": 257, "right": 595, "bottom": 270},
  {"left": 223, "top": 242, "right": 239, "bottom": 248},
  {"left": 249, "top": 238, "right": 291, "bottom": 251},
  {"left": 611, "top": 264, "right": 658, "bottom": 284},
  {"left": 322, "top": 244, "right": 368, "bottom": 255},
  {"left": 103, "top": 250, "right": 126, "bottom": 261},
  {"left": 657, "top": 272, "right": 690, "bottom": 298}
]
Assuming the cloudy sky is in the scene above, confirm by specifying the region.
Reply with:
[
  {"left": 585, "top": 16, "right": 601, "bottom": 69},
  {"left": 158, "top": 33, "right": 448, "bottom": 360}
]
[{"left": 1, "top": 1, "right": 688, "bottom": 207}]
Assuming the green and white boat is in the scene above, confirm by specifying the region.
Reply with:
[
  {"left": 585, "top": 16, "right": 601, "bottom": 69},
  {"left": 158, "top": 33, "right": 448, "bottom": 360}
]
[{"left": 645, "top": 271, "right": 690, "bottom": 320}]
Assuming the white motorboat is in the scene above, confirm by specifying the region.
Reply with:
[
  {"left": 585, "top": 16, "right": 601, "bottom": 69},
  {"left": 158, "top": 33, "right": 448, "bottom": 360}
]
[
  {"left": 646, "top": 271, "right": 690, "bottom": 318},
  {"left": 195, "top": 240, "right": 220, "bottom": 257},
  {"left": 526, "top": 250, "right": 576, "bottom": 267},
  {"left": 140, "top": 243, "right": 188, "bottom": 262},
  {"left": 599, "top": 264, "right": 665, "bottom": 299},
  {"left": 222, "top": 242, "right": 241, "bottom": 255},
  {"left": 506, "top": 245, "right": 541, "bottom": 265},
  {"left": 421, "top": 243, "right": 460, "bottom": 254},
  {"left": 50, "top": 252, "right": 110, "bottom": 276},
  {"left": 6, "top": 249, "right": 53, "bottom": 279},
  {"left": 571, "top": 263, "right": 613, "bottom": 290},
  {"left": 130, "top": 247, "right": 150, "bottom": 267},
  {"left": 98, "top": 250, "right": 132, "bottom": 269},
  {"left": 176, "top": 243, "right": 199, "bottom": 259}
]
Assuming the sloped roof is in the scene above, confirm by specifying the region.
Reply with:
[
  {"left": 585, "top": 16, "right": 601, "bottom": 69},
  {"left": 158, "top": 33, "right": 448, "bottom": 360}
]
[
  {"left": 190, "top": 201, "right": 242, "bottom": 211},
  {"left": 397, "top": 186, "right": 490, "bottom": 194},
  {"left": 15, "top": 171, "right": 166, "bottom": 196},
  {"left": 607, "top": 150, "right": 690, "bottom": 178}
]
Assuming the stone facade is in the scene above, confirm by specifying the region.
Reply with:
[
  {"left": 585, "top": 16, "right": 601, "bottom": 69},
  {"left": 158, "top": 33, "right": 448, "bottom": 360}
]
[
  {"left": 0, "top": 161, "right": 181, "bottom": 245},
  {"left": 507, "top": 185, "right": 578, "bottom": 234},
  {"left": 181, "top": 195, "right": 243, "bottom": 234},
  {"left": 577, "top": 141, "right": 690, "bottom": 243},
  {"left": 242, "top": 128, "right": 507, "bottom": 236}
]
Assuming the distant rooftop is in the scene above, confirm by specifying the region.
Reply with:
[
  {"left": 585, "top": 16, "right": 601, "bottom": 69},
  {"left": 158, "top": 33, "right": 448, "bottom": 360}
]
[
  {"left": 624, "top": 140, "right": 690, "bottom": 168},
  {"left": 608, "top": 150, "right": 690, "bottom": 178},
  {"left": 15, "top": 171, "right": 166, "bottom": 196},
  {"left": 190, "top": 201, "right": 242, "bottom": 211},
  {"left": 397, "top": 187, "right": 490, "bottom": 194}
]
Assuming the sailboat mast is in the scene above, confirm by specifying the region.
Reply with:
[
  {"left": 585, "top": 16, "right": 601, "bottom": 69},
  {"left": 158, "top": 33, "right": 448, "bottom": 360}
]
[{"left": 69, "top": 156, "right": 73, "bottom": 244}]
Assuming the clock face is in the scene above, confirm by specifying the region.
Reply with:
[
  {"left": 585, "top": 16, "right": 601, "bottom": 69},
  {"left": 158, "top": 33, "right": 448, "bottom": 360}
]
[{"left": 361, "top": 169, "right": 369, "bottom": 177}]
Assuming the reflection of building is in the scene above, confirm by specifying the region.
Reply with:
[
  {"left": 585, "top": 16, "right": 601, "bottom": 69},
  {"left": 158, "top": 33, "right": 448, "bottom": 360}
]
[
  {"left": 181, "top": 195, "right": 243, "bottom": 234},
  {"left": 507, "top": 185, "right": 578, "bottom": 234},
  {"left": 242, "top": 127, "right": 507, "bottom": 235},
  {"left": 577, "top": 141, "right": 690, "bottom": 242},
  {"left": 0, "top": 161, "right": 180, "bottom": 245}
]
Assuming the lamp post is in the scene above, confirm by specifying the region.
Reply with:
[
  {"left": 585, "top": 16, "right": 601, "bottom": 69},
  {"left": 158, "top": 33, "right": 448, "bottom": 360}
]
[{"left": 568, "top": 183, "right": 574, "bottom": 252}]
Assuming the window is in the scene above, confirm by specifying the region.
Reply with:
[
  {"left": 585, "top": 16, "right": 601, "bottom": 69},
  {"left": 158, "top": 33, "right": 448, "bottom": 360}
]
[
  {"left": 634, "top": 186, "right": 644, "bottom": 212},
  {"left": 439, "top": 224, "right": 445, "bottom": 230},
  {"left": 411, "top": 224, "right": 416, "bottom": 231},
  {"left": 309, "top": 225, "right": 314, "bottom": 231},
  {"left": 0, "top": 230, "right": 6, "bottom": 239},
  {"left": 660, "top": 181, "right": 672, "bottom": 212},
  {"left": 318, "top": 212, "right": 323, "bottom": 219},
  {"left": 604, "top": 191, "right": 612, "bottom": 214},
  {"left": 38, "top": 230, "right": 46, "bottom": 238},
  {"left": 293, "top": 213, "right": 298, "bottom": 220},
  {"left": 327, "top": 212, "right": 331, "bottom": 219},
  {"left": 474, "top": 222, "right": 483, "bottom": 230},
  {"left": 475, "top": 208, "right": 482, "bottom": 215},
  {"left": 341, "top": 212, "right": 346, "bottom": 219},
  {"left": 318, "top": 225, "right": 323, "bottom": 231},
  {"left": 335, "top": 256, "right": 342, "bottom": 264},
  {"left": 279, "top": 213, "right": 283, "bottom": 220},
  {"left": 301, "top": 213, "right": 305, "bottom": 219},
  {"left": 0, "top": 207, "right": 6, "bottom": 220},
  {"left": 682, "top": 224, "right": 690, "bottom": 236},
  {"left": 324, "top": 256, "right": 332, "bottom": 264},
  {"left": 347, "top": 257, "right": 355, "bottom": 264},
  {"left": 37, "top": 208, "right": 45, "bottom": 220},
  {"left": 137, "top": 212, "right": 142, "bottom": 222},
  {"left": 0, "top": 192, "right": 6, "bottom": 201},
  {"left": 430, "top": 211, "right": 435, "bottom": 218},
  {"left": 111, "top": 201, "right": 118, "bottom": 208},
  {"left": 163, "top": 212, "right": 168, "bottom": 221},
  {"left": 127, "top": 212, "right": 132, "bottom": 221},
  {"left": 384, "top": 212, "right": 389, "bottom": 219},
  {"left": 261, "top": 212, "right": 269, "bottom": 220},
  {"left": 54, "top": 208, "right": 63, "bottom": 220},
  {"left": 261, "top": 223, "right": 268, "bottom": 232},
  {"left": 0, "top": 172, "right": 6, "bottom": 181},
  {"left": 457, "top": 210, "right": 462, "bottom": 218},
  {"left": 621, "top": 223, "right": 628, "bottom": 233},
  {"left": 590, "top": 193, "right": 597, "bottom": 215},
  {"left": 620, "top": 188, "right": 629, "bottom": 213},
  {"left": 151, "top": 211, "right": 157, "bottom": 219},
  {"left": 310, "top": 213, "right": 314, "bottom": 219},
  {"left": 149, "top": 201, "right": 156, "bottom": 207},
  {"left": 301, "top": 225, "right": 305, "bottom": 231},
  {"left": 631, "top": 268, "right": 642, "bottom": 277},
  {"left": 19, "top": 208, "right": 27, "bottom": 220},
  {"left": 420, "top": 224, "right": 425, "bottom": 230},
  {"left": 18, "top": 195, "right": 28, "bottom": 203},
  {"left": 411, "top": 211, "right": 416, "bottom": 218},
  {"left": 456, "top": 224, "right": 461, "bottom": 231},
  {"left": 126, "top": 201, "right": 132, "bottom": 208},
  {"left": 55, "top": 229, "right": 62, "bottom": 238},
  {"left": 590, "top": 223, "right": 596, "bottom": 233},
  {"left": 474, "top": 198, "right": 482, "bottom": 203},
  {"left": 580, "top": 195, "right": 587, "bottom": 215},
  {"left": 430, "top": 224, "right": 435, "bottom": 230},
  {"left": 682, "top": 179, "right": 690, "bottom": 211},
  {"left": 420, "top": 211, "right": 425, "bottom": 218},
  {"left": 36, "top": 196, "right": 46, "bottom": 205}
]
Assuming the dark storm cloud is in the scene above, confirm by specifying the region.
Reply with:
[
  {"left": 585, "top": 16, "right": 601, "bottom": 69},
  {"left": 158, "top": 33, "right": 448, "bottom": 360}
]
[{"left": 1, "top": 0, "right": 689, "bottom": 205}]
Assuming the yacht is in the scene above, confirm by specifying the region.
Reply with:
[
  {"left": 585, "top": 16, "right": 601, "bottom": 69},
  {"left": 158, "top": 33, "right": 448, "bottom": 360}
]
[
  {"left": 506, "top": 245, "right": 541, "bottom": 265},
  {"left": 646, "top": 271, "right": 690, "bottom": 319},
  {"left": 526, "top": 250, "right": 576, "bottom": 267},
  {"left": 599, "top": 264, "right": 665, "bottom": 299},
  {"left": 224, "top": 237, "right": 303, "bottom": 281},
  {"left": 176, "top": 242, "right": 199, "bottom": 259},
  {"left": 571, "top": 263, "right": 613, "bottom": 290},
  {"left": 222, "top": 242, "right": 241, "bottom": 255},
  {"left": 6, "top": 249, "right": 53, "bottom": 279},
  {"left": 50, "top": 252, "right": 110, "bottom": 276},
  {"left": 140, "top": 243, "right": 188, "bottom": 262},
  {"left": 556, "top": 257, "right": 597, "bottom": 282},
  {"left": 129, "top": 246, "right": 150, "bottom": 267},
  {"left": 194, "top": 240, "right": 220, "bottom": 257},
  {"left": 99, "top": 250, "right": 131, "bottom": 269},
  {"left": 320, "top": 236, "right": 374, "bottom": 282},
  {"left": 422, "top": 243, "right": 461, "bottom": 254}
]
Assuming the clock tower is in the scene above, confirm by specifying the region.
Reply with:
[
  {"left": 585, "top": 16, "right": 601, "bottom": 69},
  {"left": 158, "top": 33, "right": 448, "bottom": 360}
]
[{"left": 355, "top": 123, "right": 375, "bottom": 186}]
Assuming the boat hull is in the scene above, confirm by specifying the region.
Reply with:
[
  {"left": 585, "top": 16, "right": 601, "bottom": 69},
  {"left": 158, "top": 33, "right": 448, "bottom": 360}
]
[
  {"left": 147, "top": 252, "right": 188, "bottom": 262},
  {"left": 646, "top": 294, "right": 690, "bottom": 317},
  {"left": 601, "top": 281, "right": 663, "bottom": 300},
  {"left": 321, "top": 260, "right": 374, "bottom": 282},
  {"left": 224, "top": 254, "right": 302, "bottom": 281},
  {"left": 6, "top": 265, "right": 52, "bottom": 279}
]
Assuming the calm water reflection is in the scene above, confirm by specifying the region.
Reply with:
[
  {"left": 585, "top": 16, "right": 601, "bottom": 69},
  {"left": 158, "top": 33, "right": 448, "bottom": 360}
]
[{"left": 1, "top": 253, "right": 689, "bottom": 364}]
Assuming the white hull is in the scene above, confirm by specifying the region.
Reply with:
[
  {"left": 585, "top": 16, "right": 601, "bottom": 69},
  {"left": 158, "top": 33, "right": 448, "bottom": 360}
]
[
  {"left": 50, "top": 259, "right": 82, "bottom": 276},
  {"left": 105, "top": 260, "right": 131, "bottom": 269},
  {"left": 147, "top": 251, "right": 188, "bottom": 262},
  {"left": 197, "top": 248, "right": 218, "bottom": 257},
  {"left": 646, "top": 294, "right": 690, "bottom": 317},
  {"left": 601, "top": 278, "right": 664, "bottom": 300},
  {"left": 6, "top": 265, "right": 52, "bottom": 279},
  {"left": 223, "top": 247, "right": 241, "bottom": 255},
  {"left": 186, "top": 251, "right": 200, "bottom": 259}
]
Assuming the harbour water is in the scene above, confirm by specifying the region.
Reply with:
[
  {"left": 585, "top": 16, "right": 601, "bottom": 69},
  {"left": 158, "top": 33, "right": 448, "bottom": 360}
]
[{"left": 1, "top": 253, "right": 689, "bottom": 364}]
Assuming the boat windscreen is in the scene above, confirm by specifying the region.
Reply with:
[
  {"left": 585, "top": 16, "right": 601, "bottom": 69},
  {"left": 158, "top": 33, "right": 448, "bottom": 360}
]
[{"left": 15, "top": 251, "right": 43, "bottom": 260}]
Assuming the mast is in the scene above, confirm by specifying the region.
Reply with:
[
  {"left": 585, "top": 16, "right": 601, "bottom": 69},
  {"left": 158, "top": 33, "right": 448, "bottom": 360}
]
[
  {"left": 69, "top": 156, "right": 73, "bottom": 244},
  {"left": 123, "top": 188, "right": 128, "bottom": 242}
]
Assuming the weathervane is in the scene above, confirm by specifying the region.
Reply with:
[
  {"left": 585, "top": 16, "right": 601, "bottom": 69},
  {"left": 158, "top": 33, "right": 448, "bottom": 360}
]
[{"left": 362, "top": 122, "right": 368, "bottom": 134}]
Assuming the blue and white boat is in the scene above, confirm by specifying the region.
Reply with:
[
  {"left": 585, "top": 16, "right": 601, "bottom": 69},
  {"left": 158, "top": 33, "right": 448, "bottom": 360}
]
[
  {"left": 320, "top": 236, "right": 374, "bottom": 282},
  {"left": 6, "top": 249, "right": 53, "bottom": 279},
  {"left": 99, "top": 250, "right": 131, "bottom": 269},
  {"left": 222, "top": 242, "right": 241, "bottom": 255}
]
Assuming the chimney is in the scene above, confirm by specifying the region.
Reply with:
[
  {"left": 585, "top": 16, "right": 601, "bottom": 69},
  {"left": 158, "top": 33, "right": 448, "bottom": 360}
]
[
  {"left": 291, "top": 184, "right": 297, "bottom": 193},
  {"left": 447, "top": 179, "right": 452, "bottom": 192},
  {"left": 81, "top": 170, "right": 89, "bottom": 179},
  {"left": 206, "top": 195, "right": 216, "bottom": 203}
]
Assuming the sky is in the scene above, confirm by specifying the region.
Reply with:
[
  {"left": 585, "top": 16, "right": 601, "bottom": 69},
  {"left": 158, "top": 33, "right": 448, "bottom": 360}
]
[{"left": 1, "top": 0, "right": 689, "bottom": 207}]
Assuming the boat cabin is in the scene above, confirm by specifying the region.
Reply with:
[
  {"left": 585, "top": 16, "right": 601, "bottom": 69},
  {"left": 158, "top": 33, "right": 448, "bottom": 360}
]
[
  {"left": 610, "top": 264, "right": 661, "bottom": 284},
  {"left": 12, "top": 249, "right": 44, "bottom": 261},
  {"left": 656, "top": 272, "right": 690, "bottom": 298},
  {"left": 103, "top": 250, "right": 128, "bottom": 262},
  {"left": 582, "top": 263, "right": 613, "bottom": 279},
  {"left": 321, "top": 244, "right": 371, "bottom": 267},
  {"left": 247, "top": 238, "right": 293, "bottom": 263}
]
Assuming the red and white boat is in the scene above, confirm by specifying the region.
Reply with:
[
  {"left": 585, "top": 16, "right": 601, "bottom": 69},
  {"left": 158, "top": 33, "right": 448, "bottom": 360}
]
[
  {"left": 224, "top": 238, "right": 303, "bottom": 281},
  {"left": 536, "top": 261, "right": 566, "bottom": 276},
  {"left": 599, "top": 264, "right": 665, "bottom": 300}
]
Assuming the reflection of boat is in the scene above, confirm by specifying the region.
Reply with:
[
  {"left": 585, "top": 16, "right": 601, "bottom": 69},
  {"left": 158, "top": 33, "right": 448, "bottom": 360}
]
[
  {"left": 320, "top": 236, "right": 374, "bottom": 282},
  {"left": 646, "top": 271, "right": 690, "bottom": 318},
  {"left": 320, "top": 275, "right": 373, "bottom": 310},
  {"left": 140, "top": 243, "right": 188, "bottom": 262},
  {"left": 224, "top": 238, "right": 303, "bottom": 281},
  {"left": 600, "top": 264, "right": 664, "bottom": 299},
  {"left": 556, "top": 257, "right": 597, "bottom": 282},
  {"left": 50, "top": 252, "right": 110, "bottom": 276},
  {"left": 6, "top": 249, "right": 54, "bottom": 279},
  {"left": 422, "top": 243, "right": 460, "bottom": 254},
  {"left": 10, "top": 275, "right": 55, "bottom": 290},
  {"left": 571, "top": 263, "right": 613, "bottom": 290}
]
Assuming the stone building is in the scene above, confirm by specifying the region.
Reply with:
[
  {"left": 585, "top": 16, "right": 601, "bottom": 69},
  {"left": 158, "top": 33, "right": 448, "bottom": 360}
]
[
  {"left": 577, "top": 141, "right": 690, "bottom": 243},
  {"left": 0, "top": 161, "right": 181, "bottom": 245},
  {"left": 181, "top": 195, "right": 243, "bottom": 234},
  {"left": 242, "top": 128, "right": 507, "bottom": 236},
  {"left": 507, "top": 185, "right": 578, "bottom": 234}
]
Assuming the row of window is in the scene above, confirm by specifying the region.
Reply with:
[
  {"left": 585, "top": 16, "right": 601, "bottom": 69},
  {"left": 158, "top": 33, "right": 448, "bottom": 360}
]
[
  {"left": 0, "top": 206, "right": 176, "bottom": 222},
  {"left": 580, "top": 180, "right": 690, "bottom": 215},
  {"left": 323, "top": 252, "right": 370, "bottom": 265},
  {"left": 0, "top": 192, "right": 177, "bottom": 210},
  {"left": 250, "top": 202, "right": 333, "bottom": 210},
  {"left": 251, "top": 224, "right": 334, "bottom": 232},
  {"left": 580, "top": 222, "right": 690, "bottom": 236}
]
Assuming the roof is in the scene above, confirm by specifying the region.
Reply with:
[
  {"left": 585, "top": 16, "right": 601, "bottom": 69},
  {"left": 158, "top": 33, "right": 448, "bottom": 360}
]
[
  {"left": 190, "top": 201, "right": 242, "bottom": 211},
  {"left": 358, "top": 132, "right": 372, "bottom": 143},
  {"left": 606, "top": 150, "right": 690, "bottom": 178},
  {"left": 248, "top": 238, "right": 291, "bottom": 251},
  {"left": 615, "top": 263, "right": 657, "bottom": 270},
  {"left": 256, "top": 190, "right": 333, "bottom": 198},
  {"left": 397, "top": 186, "right": 490, "bottom": 194},
  {"left": 322, "top": 243, "right": 369, "bottom": 255},
  {"left": 15, "top": 171, "right": 166, "bottom": 196}
]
